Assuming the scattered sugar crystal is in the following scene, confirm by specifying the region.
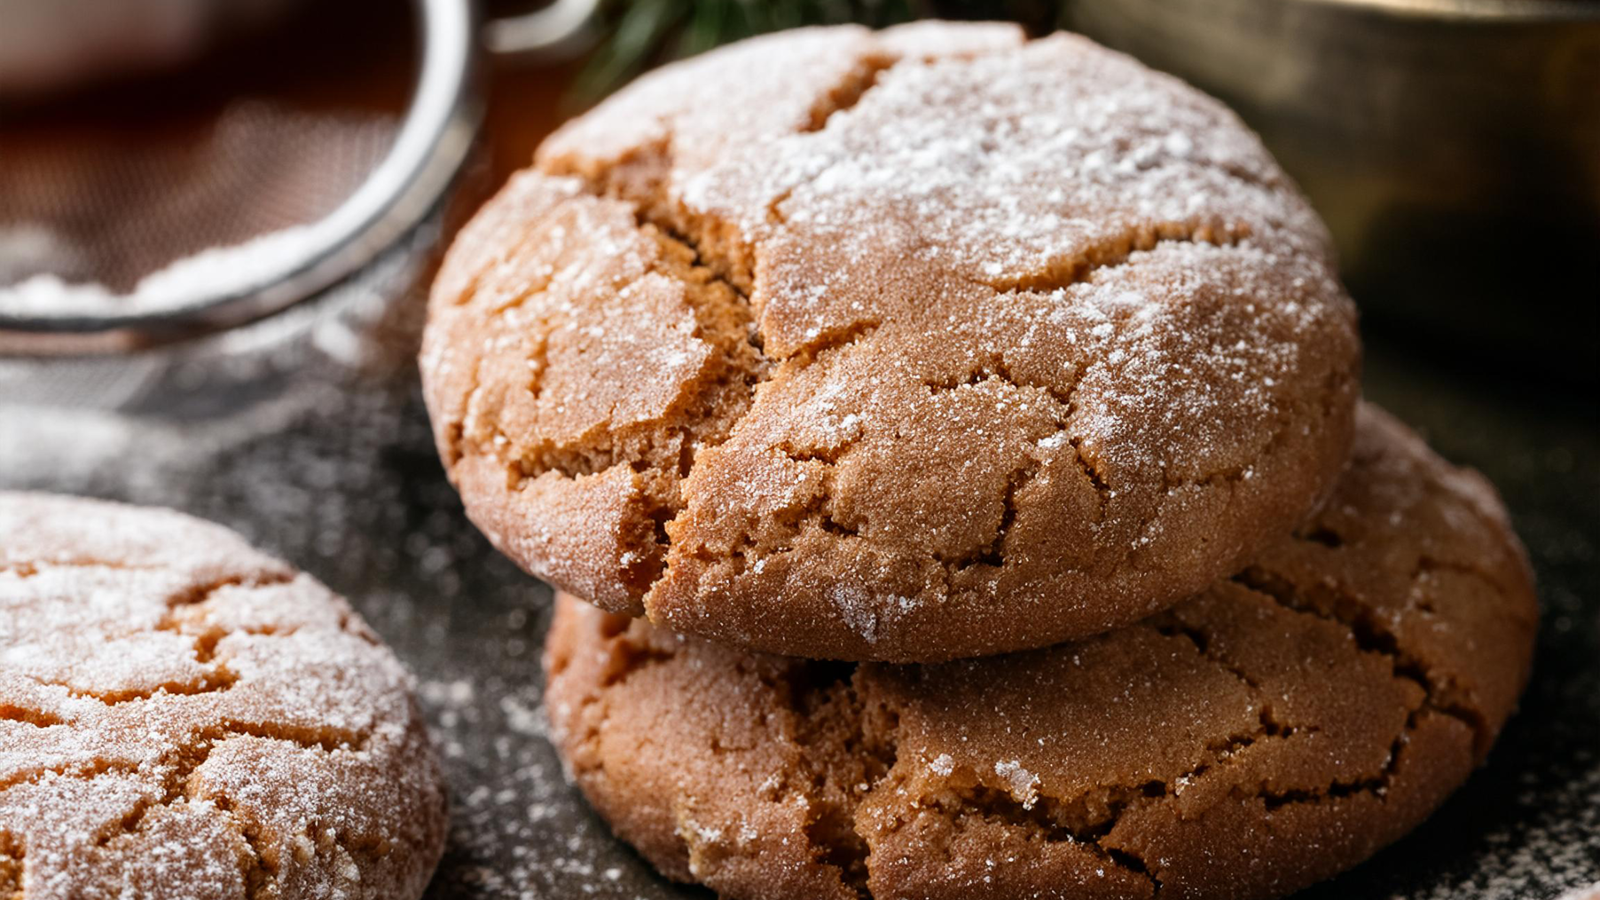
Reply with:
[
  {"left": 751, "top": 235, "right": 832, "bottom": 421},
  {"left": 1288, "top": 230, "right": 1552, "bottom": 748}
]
[{"left": 994, "top": 759, "right": 1041, "bottom": 809}]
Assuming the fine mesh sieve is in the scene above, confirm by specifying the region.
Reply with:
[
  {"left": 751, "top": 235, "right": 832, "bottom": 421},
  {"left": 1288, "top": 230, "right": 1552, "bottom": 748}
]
[
  {"left": 0, "top": 103, "right": 398, "bottom": 296},
  {"left": 0, "top": 0, "right": 596, "bottom": 355}
]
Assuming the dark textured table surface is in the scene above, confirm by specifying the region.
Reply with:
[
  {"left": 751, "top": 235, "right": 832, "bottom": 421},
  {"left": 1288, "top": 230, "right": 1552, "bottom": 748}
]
[{"left": 1, "top": 311, "right": 1596, "bottom": 899}]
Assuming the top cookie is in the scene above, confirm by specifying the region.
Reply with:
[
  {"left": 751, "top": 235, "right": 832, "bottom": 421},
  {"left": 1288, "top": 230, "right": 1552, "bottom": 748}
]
[{"left": 422, "top": 22, "right": 1361, "bottom": 661}]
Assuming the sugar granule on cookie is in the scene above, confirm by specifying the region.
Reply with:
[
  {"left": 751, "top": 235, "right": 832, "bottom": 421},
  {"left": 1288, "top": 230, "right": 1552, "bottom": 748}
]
[
  {"left": 423, "top": 21, "right": 1361, "bottom": 662},
  {"left": 542, "top": 404, "right": 1537, "bottom": 900},
  {"left": 0, "top": 493, "right": 448, "bottom": 900}
]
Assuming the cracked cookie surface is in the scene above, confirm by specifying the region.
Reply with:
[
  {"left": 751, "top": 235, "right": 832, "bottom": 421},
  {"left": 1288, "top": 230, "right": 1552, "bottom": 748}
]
[
  {"left": 0, "top": 493, "right": 448, "bottom": 900},
  {"left": 422, "top": 22, "right": 1361, "bottom": 661},
  {"left": 541, "top": 404, "right": 1536, "bottom": 900}
]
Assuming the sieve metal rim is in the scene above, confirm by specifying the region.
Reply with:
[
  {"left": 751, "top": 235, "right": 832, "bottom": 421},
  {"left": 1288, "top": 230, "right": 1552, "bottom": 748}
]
[{"left": 0, "top": 0, "right": 482, "bottom": 356}]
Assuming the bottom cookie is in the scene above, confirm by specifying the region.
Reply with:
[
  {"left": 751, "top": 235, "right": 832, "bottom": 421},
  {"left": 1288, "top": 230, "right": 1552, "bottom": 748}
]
[{"left": 542, "top": 405, "right": 1537, "bottom": 900}]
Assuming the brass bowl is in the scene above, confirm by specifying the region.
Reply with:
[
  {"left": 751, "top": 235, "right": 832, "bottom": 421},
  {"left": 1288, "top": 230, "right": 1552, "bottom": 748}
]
[{"left": 1067, "top": 0, "right": 1600, "bottom": 380}]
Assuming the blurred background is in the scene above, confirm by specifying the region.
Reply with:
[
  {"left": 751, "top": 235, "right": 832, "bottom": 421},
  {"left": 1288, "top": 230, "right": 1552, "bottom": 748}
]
[
  {"left": 2, "top": 0, "right": 1595, "bottom": 375},
  {"left": 0, "top": 2, "right": 1595, "bottom": 898}
]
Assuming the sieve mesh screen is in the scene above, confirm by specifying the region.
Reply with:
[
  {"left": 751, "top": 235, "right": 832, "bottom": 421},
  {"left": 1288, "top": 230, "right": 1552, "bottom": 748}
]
[{"left": 0, "top": 102, "right": 397, "bottom": 310}]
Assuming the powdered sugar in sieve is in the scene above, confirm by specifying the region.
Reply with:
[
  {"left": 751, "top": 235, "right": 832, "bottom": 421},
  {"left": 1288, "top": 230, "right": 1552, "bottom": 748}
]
[{"left": 0, "top": 102, "right": 397, "bottom": 318}]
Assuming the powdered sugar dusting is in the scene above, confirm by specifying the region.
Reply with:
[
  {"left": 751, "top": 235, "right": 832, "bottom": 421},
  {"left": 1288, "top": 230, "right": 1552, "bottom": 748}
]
[
  {"left": 994, "top": 759, "right": 1040, "bottom": 810},
  {"left": 1394, "top": 762, "right": 1600, "bottom": 900},
  {"left": 675, "top": 32, "right": 1349, "bottom": 486},
  {"left": 0, "top": 492, "right": 446, "bottom": 898},
  {"left": 831, "top": 582, "right": 878, "bottom": 642},
  {"left": 697, "top": 33, "right": 1318, "bottom": 267},
  {"left": 0, "top": 225, "right": 321, "bottom": 317}
]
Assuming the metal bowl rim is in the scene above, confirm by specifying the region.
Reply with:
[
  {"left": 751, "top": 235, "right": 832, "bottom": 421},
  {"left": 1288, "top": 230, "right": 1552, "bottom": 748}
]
[{"left": 1278, "top": 0, "right": 1600, "bottom": 22}]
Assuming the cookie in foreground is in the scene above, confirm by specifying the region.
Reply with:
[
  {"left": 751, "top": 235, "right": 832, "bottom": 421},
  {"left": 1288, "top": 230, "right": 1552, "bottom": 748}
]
[
  {"left": 0, "top": 494, "right": 448, "bottom": 900},
  {"left": 423, "top": 21, "right": 1361, "bottom": 662},
  {"left": 542, "top": 404, "right": 1536, "bottom": 900}
]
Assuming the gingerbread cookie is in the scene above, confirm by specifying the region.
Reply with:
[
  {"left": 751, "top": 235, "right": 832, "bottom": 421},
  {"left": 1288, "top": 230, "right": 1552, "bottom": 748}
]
[
  {"left": 543, "top": 405, "right": 1536, "bottom": 900},
  {"left": 0, "top": 494, "right": 447, "bottom": 899},
  {"left": 423, "top": 22, "right": 1360, "bottom": 661}
]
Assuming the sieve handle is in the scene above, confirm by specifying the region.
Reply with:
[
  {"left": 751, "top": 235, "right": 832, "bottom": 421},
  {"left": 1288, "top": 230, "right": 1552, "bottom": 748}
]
[{"left": 483, "top": 0, "right": 599, "bottom": 60}]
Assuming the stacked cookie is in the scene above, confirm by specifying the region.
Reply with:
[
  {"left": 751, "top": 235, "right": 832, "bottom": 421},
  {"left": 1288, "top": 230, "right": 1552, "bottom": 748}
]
[{"left": 421, "top": 22, "right": 1537, "bottom": 900}]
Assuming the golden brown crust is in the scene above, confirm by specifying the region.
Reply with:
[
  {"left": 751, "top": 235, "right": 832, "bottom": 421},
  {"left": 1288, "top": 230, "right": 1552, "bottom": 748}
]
[
  {"left": 0, "top": 494, "right": 448, "bottom": 900},
  {"left": 542, "top": 404, "right": 1537, "bottom": 900},
  {"left": 424, "top": 22, "right": 1361, "bottom": 661}
]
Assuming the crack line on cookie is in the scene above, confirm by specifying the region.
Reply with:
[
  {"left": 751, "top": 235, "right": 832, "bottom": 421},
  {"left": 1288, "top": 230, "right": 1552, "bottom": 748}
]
[
  {"left": 497, "top": 213, "right": 769, "bottom": 478},
  {"left": 218, "top": 798, "right": 277, "bottom": 900},
  {"left": 28, "top": 668, "right": 239, "bottom": 707},
  {"left": 0, "top": 703, "right": 64, "bottom": 728},
  {"left": 983, "top": 220, "right": 1247, "bottom": 294},
  {"left": 163, "top": 572, "right": 296, "bottom": 609},
  {"left": 86, "top": 722, "right": 369, "bottom": 900},
  {"left": 855, "top": 570, "right": 1493, "bottom": 889},
  {"left": 14, "top": 573, "right": 303, "bottom": 708},
  {"left": 801, "top": 52, "right": 898, "bottom": 133},
  {"left": 912, "top": 781, "right": 1163, "bottom": 893},
  {"left": 1254, "top": 700, "right": 1458, "bottom": 818},
  {"left": 921, "top": 361, "right": 1081, "bottom": 571},
  {"left": 859, "top": 611, "right": 1368, "bottom": 893},
  {"left": 442, "top": 352, "right": 486, "bottom": 471},
  {"left": 0, "top": 758, "right": 143, "bottom": 795},
  {"left": 925, "top": 222, "right": 1260, "bottom": 569},
  {"left": 0, "top": 831, "right": 21, "bottom": 899},
  {"left": 1229, "top": 566, "right": 1489, "bottom": 752}
]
